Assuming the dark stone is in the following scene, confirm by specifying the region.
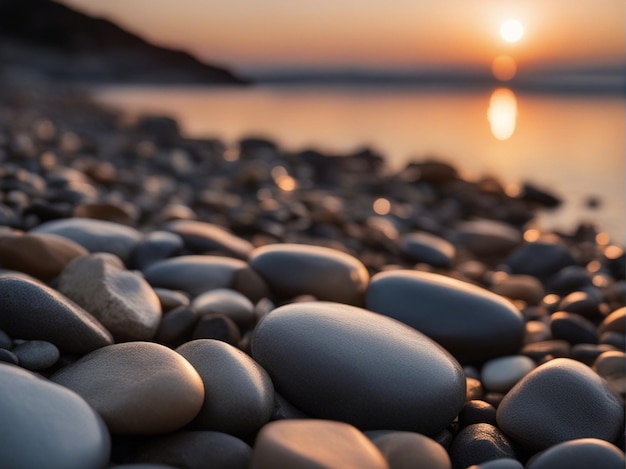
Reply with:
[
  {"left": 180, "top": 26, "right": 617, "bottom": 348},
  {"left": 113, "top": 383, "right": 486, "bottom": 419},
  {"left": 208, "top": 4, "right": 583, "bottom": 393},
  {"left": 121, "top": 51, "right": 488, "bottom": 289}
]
[
  {"left": 505, "top": 242, "right": 576, "bottom": 280},
  {"left": 154, "top": 307, "right": 198, "bottom": 347},
  {"left": 458, "top": 400, "right": 498, "bottom": 428},
  {"left": 449, "top": 423, "right": 516, "bottom": 469},
  {"left": 521, "top": 340, "right": 570, "bottom": 362},
  {"left": 526, "top": 438, "right": 624, "bottom": 469},
  {"left": 571, "top": 343, "right": 620, "bottom": 366},
  {"left": 0, "top": 348, "right": 18, "bottom": 365},
  {"left": 162, "top": 220, "right": 252, "bottom": 259},
  {"left": 12, "top": 339, "right": 60, "bottom": 371},
  {"left": 550, "top": 312, "right": 598, "bottom": 345},
  {"left": 191, "top": 314, "right": 241, "bottom": 346},
  {"left": 128, "top": 231, "right": 184, "bottom": 270}
]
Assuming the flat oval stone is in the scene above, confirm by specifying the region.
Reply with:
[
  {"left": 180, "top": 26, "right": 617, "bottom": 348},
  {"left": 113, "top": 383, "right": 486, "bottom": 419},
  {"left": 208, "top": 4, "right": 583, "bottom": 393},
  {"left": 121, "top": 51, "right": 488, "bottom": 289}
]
[
  {"left": 496, "top": 358, "right": 624, "bottom": 451},
  {"left": 143, "top": 255, "right": 247, "bottom": 297},
  {"left": 0, "top": 363, "right": 110, "bottom": 469},
  {"left": 251, "top": 419, "right": 388, "bottom": 469},
  {"left": 133, "top": 431, "right": 251, "bottom": 469},
  {"left": 399, "top": 231, "right": 455, "bottom": 268},
  {"left": 163, "top": 220, "right": 253, "bottom": 259},
  {"left": 481, "top": 355, "right": 536, "bottom": 393},
  {"left": 449, "top": 423, "right": 515, "bottom": 469},
  {"left": 366, "top": 270, "right": 525, "bottom": 363},
  {"left": 51, "top": 342, "right": 204, "bottom": 435},
  {"left": 369, "top": 431, "right": 451, "bottom": 469},
  {"left": 58, "top": 253, "right": 162, "bottom": 342},
  {"left": 0, "top": 232, "right": 88, "bottom": 281},
  {"left": 452, "top": 220, "right": 522, "bottom": 256},
  {"left": 128, "top": 231, "right": 184, "bottom": 270},
  {"left": 190, "top": 288, "right": 255, "bottom": 329},
  {"left": 249, "top": 244, "right": 369, "bottom": 306},
  {"left": 31, "top": 218, "right": 142, "bottom": 263},
  {"left": 252, "top": 302, "right": 465, "bottom": 434},
  {"left": 0, "top": 276, "right": 113, "bottom": 354},
  {"left": 490, "top": 275, "right": 545, "bottom": 305},
  {"left": 505, "top": 241, "right": 576, "bottom": 280},
  {"left": 176, "top": 339, "right": 274, "bottom": 437},
  {"left": 12, "top": 339, "right": 60, "bottom": 371},
  {"left": 526, "top": 438, "right": 625, "bottom": 469},
  {"left": 549, "top": 312, "right": 598, "bottom": 345}
]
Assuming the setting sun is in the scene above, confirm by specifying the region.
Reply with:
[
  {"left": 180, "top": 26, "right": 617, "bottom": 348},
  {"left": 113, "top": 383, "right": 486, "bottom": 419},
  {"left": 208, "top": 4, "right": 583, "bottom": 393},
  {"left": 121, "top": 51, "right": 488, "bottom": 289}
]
[{"left": 500, "top": 19, "right": 524, "bottom": 43}]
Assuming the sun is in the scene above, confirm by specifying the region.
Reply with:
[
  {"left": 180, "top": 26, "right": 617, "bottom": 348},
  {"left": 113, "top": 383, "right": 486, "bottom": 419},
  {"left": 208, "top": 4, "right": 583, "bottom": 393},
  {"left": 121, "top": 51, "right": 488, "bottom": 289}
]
[{"left": 500, "top": 19, "right": 524, "bottom": 43}]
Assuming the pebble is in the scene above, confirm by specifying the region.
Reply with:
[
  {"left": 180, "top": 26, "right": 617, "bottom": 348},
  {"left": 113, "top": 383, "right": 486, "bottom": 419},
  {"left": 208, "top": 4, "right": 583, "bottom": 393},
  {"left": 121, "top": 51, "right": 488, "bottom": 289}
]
[
  {"left": 132, "top": 431, "right": 252, "bottom": 469},
  {"left": 448, "top": 423, "right": 516, "bottom": 469},
  {"left": 59, "top": 253, "right": 161, "bottom": 342},
  {"left": 249, "top": 244, "right": 371, "bottom": 305},
  {"left": 600, "top": 331, "right": 626, "bottom": 350},
  {"left": 31, "top": 218, "right": 143, "bottom": 263},
  {"left": 505, "top": 241, "right": 576, "bottom": 280},
  {"left": 176, "top": 339, "right": 274, "bottom": 437},
  {"left": 592, "top": 351, "right": 626, "bottom": 398},
  {"left": 154, "top": 306, "right": 198, "bottom": 347},
  {"left": 0, "top": 363, "right": 110, "bottom": 469},
  {"left": 252, "top": 301, "right": 465, "bottom": 434},
  {"left": 571, "top": 343, "right": 620, "bottom": 366},
  {"left": 163, "top": 219, "right": 253, "bottom": 259},
  {"left": 366, "top": 270, "right": 525, "bottom": 363},
  {"left": 521, "top": 339, "right": 570, "bottom": 362},
  {"left": 466, "top": 458, "right": 524, "bottom": 469},
  {"left": 458, "top": 400, "right": 498, "bottom": 428},
  {"left": 12, "top": 339, "right": 60, "bottom": 371},
  {"left": 190, "top": 288, "right": 255, "bottom": 330},
  {"left": 142, "top": 255, "right": 247, "bottom": 297},
  {"left": 153, "top": 287, "right": 190, "bottom": 312},
  {"left": 451, "top": 220, "right": 522, "bottom": 256},
  {"left": 251, "top": 419, "right": 388, "bottom": 469},
  {"left": 74, "top": 201, "right": 137, "bottom": 226},
  {"left": 191, "top": 313, "right": 241, "bottom": 345},
  {"left": 128, "top": 231, "right": 184, "bottom": 270},
  {"left": 0, "top": 348, "right": 19, "bottom": 364},
  {"left": 369, "top": 431, "right": 452, "bottom": 469},
  {"left": 490, "top": 274, "right": 545, "bottom": 305},
  {"left": 51, "top": 342, "right": 205, "bottom": 435},
  {"left": 558, "top": 291, "right": 602, "bottom": 319},
  {"left": 496, "top": 358, "right": 624, "bottom": 451},
  {"left": 0, "top": 276, "right": 113, "bottom": 354},
  {"left": 399, "top": 231, "right": 455, "bottom": 267},
  {"left": 549, "top": 311, "right": 598, "bottom": 345},
  {"left": 525, "top": 438, "right": 625, "bottom": 469},
  {"left": 599, "top": 306, "right": 626, "bottom": 335},
  {"left": 0, "top": 328, "right": 12, "bottom": 349},
  {"left": 481, "top": 355, "right": 536, "bottom": 393},
  {"left": 0, "top": 232, "right": 88, "bottom": 281}
]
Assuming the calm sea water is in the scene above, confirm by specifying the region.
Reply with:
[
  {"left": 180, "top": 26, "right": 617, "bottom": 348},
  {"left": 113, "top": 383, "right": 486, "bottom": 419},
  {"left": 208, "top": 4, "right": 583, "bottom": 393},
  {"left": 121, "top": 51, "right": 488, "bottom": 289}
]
[{"left": 95, "top": 85, "right": 624, "bottom": 242}]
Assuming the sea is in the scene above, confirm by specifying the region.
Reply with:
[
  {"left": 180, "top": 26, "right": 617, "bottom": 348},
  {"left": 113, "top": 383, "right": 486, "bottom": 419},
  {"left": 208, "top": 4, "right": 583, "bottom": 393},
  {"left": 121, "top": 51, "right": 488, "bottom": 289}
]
[{"left": 94, "top": 84, "right": 624, "bottom": 243}]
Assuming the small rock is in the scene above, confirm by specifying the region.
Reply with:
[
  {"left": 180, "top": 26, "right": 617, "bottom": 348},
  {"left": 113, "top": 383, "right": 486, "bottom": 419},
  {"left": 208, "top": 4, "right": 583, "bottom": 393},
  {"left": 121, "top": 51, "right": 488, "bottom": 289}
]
[
  {"left": 505, "top": 241, "right": 576, "bottom": 280},
  {"left": 466, "top": 458, "right": 524, "bottom": 469},
  {"left": 490, "top": 275, "right": 545, "bottom": 305},
  {"left": 452, "top": 220, "right": 522, "bottom": 256},
  {"left": 12, "top": 339, "right": 60, "bottom": 371},
  {"left": 370, "top": 431, "right": 451, "bottom": 469},
  {"left": 481, "top": 355, "right": 536, "bottom": 393},
  {"left": 549, "top": 312, "right": 598, "bottom": 345},
  {"left": 191, "top": 288, "right": 255, "bottom": 330},
  {"left": 449, "top": 423, "right": 516, "bottom": 469},
  {"left": 129, "top": 231, "right": 184, "bottom": 270},
  {"left": 163, "top": 219, "right": 253, "bottom": 259},
  {"left": 0, "top": 348, "right": 19, "bottom": 365},
  {"left": 153, "top": 288, "right": 190, "bottom": 312},
  {"left": 458, "top": 400, "right": 498, "bottom": 428},
  {"left": 191, "top": 314, "right": 241, "bottom": 345},
  {"left": 155, "top": 307, "right": 198, "bottom": 347},
  {"left": 251, "top": 419, "right": 388, "bottom": 469},
  {"left": 399, "top": 231, "right": 455, "bottom": 268},
  {"left": 526, "top": 438, "right": 624, "bottom": 469}
]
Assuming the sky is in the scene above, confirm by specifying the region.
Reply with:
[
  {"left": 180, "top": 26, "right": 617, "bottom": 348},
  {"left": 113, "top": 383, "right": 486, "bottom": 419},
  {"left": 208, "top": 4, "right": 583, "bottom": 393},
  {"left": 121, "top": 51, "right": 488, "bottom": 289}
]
[{"left": 57, "top": 0, "right": 624, "bottom": 73}]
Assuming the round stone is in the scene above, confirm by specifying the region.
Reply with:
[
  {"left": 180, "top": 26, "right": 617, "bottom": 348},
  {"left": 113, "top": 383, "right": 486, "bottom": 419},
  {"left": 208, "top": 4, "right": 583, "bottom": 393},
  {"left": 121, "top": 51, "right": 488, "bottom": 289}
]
[
  {"left": 452, "top": 220, "right": 522, "bottom": 256},
  {"left": 51, "top": 342, "right": 204, "bottom": 435},
  {"left": 458, "top": 400, "right": 498, "bottom": 428},
  {"left": 369, "top": 431, "right": 451, "bottom": 469},
  {"left": 399, "top": 231, "right": 455, "bottom": 268},
  {"left": 251, "top": 419, "right": 388, "bottom": 469},
  {"left": 191, "top": 314, "right": 241, "bottom": 345},
  {"left": 143, "top": 255, "right": 247, "bottom": 297},
  {"left": 526, "top": 438, "right": 624, "bottom": 469},
  {"left": 0, "top": 363, "right": 110, "bottom": 469},
  {"left": 449, "top": 424, "right": 515, "bottom": 469},
  {"left": 128, "top": 231, "right": 184, "bottom": 270},
  {"left": 0, "top": 232, "right": 88, "bottom": 281},
  {"left": 31, "top": 217, "right": 142, "bottom": 263},
  {"left": 481, "top": 355, "right": 536, "bottom": 393},
  {"left": 58, "top": 253, "right": 162, "bottom": 342},
  {"left": 12, "top": 339, "right": 60, "bottom": 371},
  {"left": 163, "top": 219, "right": 253, "bottom": 259},
  {"left": 0, "top": 276, "right": 113, "bottom": 354},
  {"left": 366, "top": 270, "right": 525, "bottom": 363},
  {"left": 133, "top": 431, "right": 251, "bottom": 469},
  {"left": 549, "top": 312, "right": 598, "bottom": 345},
  {"left": 490, "top": 275, "right": 545, "bottom": 305},
  {"left": 249, "top": 244, "right": 369, "bottom": 306},
  {"left": 153, "top": 288, "right": 190, "bottom": 312},
  {"left": 496, "top": 358, "right": 624, "bottom": 451},
  {"left": 176, "top": 339, "right": 274, "bottom": 437},
  {"left": 252, "top": 301, "right": 465, "bottom": 434},
  {"left": 505, "top": 241, "right": 576, "bottom": 280},
  {"left": 155, "top": 307, "right": 198, "bottom": 347},
  {"left": 190, "top": 288, "right": 255, "bottom": 330}
]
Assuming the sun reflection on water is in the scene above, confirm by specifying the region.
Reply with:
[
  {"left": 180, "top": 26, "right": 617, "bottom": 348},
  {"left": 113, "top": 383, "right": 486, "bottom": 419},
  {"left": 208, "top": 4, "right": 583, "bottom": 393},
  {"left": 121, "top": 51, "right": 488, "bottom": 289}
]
[{"left": 487, "top": 88, "right": 518, "bottom": 141}]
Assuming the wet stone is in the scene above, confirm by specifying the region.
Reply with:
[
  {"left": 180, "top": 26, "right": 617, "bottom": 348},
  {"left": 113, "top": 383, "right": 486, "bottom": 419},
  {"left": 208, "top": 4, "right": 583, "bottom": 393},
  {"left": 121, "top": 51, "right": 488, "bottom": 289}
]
[
  {"left": 366, "top": 270, "right": 525, "bottom": 363},
  {"left": 249, "top": 243, "right": 370, "bottom": 306},
  {"left": 51, "top": 342, "right": 205, "bottom": 435},
  {"left": 12, "top": 339, "right": 60, "bottom": 371},
  {"left": 58, "top": 253, "right": 162, "bottom": 342},
  {"left": 496, "top": 358, "right": 624, "bottom": 451},
  {"left": 0, "top": 276, "right": 113, "bottom": 354},
  {"left": 252, "top": 301, "right": 465, "bottom": 434},
  {"left": 251, "top": 419, "right": 388, "bottom": 469}
]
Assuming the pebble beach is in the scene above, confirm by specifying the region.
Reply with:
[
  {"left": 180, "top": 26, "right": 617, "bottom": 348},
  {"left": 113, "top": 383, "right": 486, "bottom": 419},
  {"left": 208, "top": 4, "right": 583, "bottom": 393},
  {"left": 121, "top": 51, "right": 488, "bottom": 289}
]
[{"left": 0, "top": 83, "right": 624, "bottom": 469}]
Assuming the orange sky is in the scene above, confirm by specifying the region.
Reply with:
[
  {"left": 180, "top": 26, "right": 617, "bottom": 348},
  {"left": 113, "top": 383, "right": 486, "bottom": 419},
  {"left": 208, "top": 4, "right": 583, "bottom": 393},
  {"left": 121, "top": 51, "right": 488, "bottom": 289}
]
[{"left": 58, "top": 0, "right": 624, "bottom": 72}]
